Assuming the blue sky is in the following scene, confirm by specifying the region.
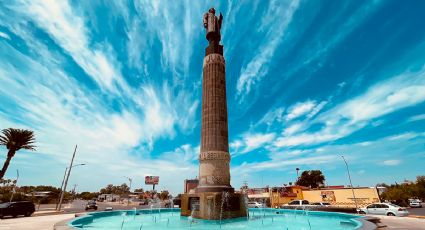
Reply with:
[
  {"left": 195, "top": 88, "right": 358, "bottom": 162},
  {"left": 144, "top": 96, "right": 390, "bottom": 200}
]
[{"left": 0, "top": 0, "right": 424, "bottom": 194}]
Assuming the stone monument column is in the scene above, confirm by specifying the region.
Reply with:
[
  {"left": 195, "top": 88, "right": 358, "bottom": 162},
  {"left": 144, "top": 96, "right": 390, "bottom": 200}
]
[
  {"left": 196, "top": 8, "right": 234, "bottom": 193},
  {"left": 181, "top": 7, "right": 246, "bottom": 220}
]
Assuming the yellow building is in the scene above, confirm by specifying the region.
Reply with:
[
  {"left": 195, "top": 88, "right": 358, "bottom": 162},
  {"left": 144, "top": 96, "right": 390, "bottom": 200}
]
[
  {"left": 302, "top": 187, "right": 380, "bottom": 207},
  {"left": 269, "top": 186, "right": 306, "bottom": 208}
]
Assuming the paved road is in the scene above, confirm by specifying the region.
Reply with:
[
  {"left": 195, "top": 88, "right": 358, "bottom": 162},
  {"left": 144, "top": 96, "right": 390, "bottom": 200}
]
[
  {"left": 34, "top": 199, "right": 156, "bottom": 213},
  {"left": 60, "top": 199, "right": 159, "bottom": 213},
  {"left": 408, "top": 203, "right": 425, "bottom": 216}
]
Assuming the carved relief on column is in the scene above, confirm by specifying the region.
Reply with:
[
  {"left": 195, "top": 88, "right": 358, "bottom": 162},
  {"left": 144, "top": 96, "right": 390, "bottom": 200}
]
[{"left": 203, "top": 53, "right": 225, "bottom": 68}]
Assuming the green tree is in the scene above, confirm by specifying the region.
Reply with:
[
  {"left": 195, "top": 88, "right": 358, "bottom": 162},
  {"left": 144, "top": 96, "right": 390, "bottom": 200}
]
[
  {"left": 0, "top": 128, "right": 36, "bottom": 179},
  {"left": 134, "top": 188, "right": 144, "bottom": 193},
  {"left": 99, "top": 183, "right": 130, "bottom": 195},
  {"left": 296, "top": 170, "right": 325, "bottom": 188},
  {"left": 78, "top": 192, "right": 99, "bottom": 200},
  {"left": 159, "top": 190, "right": 170, "bottom": 200}
]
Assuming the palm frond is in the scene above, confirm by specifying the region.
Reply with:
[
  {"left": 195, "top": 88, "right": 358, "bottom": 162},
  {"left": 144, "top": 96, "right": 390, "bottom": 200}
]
[{"left": 0, "top": 128, "right": 36, "bottom": 151}]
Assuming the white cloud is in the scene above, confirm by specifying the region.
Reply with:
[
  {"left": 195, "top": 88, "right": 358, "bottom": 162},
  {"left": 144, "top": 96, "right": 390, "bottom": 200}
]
[
  {"left": 387, "top": 132, "right": 420, "bottom": 141},
  {"left": 286, "top": 100, "right": 317, "bottom": 121},
  {"left": 257, "top": 107, "right": 285, "bottom": 127},
  {"left": 232, "top": 155, "right": 336, "bottom": 175},
  {"left": 407, "top": 114, "right": 425, "bottom": 123},
  {"left": 0, "top": 39, "right": 197, "bottom": 194},
  {"left": 0, "top": 31, "right": 10, "bottom": 40},
  {"left": 283, "top": 123, "right": 303, "bottom": 135},
  {"left": 131, "top": 0, "right": 202, "bottom": 82},
  {"left": 236, "top": 0, "right": 300, "bottom": 100},
  {"left": 231, "top": 132, "right": 276, "bottom": 155},
  {"left": 15, "top": 0, "right": 129, "bottom": 94},
  {"left": 274, "top": 65, "right": 425, "bottom": 147},
  {"left": 382, "top": 159, "right": 401, "bottom": 166}
]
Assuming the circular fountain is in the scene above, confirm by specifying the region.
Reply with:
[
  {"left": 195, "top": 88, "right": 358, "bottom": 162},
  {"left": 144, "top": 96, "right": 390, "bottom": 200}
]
[{"left": 66, "top": 208, "right": 368, "bottom": 229}]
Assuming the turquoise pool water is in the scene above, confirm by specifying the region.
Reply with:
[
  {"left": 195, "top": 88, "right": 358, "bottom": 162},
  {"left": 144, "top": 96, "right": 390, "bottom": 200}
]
[{"left": 69, "top": 208, "right": 362, "bottom": 229}]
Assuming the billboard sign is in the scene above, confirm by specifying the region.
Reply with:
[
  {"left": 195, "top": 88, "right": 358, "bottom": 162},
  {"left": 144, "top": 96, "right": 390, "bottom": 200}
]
[{"left": 145, "top": 176, "right": 159, "bottom": 185}]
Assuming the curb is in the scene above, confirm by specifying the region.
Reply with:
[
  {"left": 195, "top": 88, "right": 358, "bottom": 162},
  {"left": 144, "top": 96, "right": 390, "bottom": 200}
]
[
  {"left": 33, "top": 211, "right": 65, "bottom": 217},
  {"left": 408, "top": 215, "right": 425, "bottom": 219}
]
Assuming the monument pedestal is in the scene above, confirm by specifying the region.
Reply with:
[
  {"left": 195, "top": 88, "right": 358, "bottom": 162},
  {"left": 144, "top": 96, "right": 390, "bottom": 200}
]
[{"left": 180, "top": 192, "right": 247, "bottom": 220}]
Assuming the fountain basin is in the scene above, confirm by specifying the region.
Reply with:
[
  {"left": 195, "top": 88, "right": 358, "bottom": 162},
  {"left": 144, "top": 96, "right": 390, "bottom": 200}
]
[{"left": 65, "top": 208, "right": 373, "bottom": 229}]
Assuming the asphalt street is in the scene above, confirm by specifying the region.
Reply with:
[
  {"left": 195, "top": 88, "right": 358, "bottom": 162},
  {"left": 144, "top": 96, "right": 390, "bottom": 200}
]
[{"left": 408, "top": 203, "right": 425, "bottom": 216}]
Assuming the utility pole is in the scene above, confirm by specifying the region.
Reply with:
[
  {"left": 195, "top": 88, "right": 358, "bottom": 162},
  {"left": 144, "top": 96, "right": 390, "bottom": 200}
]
[
  {"left": 341, "top": 155, "right": 359, "bottom": 213},
  {"left": 57, "top": 145, "right": 77, "bottom": 211}
]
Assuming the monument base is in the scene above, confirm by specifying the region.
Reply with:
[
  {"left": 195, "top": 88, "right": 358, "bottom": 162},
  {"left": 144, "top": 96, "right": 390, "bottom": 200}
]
[{"left": 180, "top": 192, "right": 247, "bottom": 220}]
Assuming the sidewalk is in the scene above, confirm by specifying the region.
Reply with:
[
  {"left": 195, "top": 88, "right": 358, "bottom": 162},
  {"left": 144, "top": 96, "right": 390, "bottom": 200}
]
[
  {"left": 370, "top": 215, "right": 425, "bottom": 230},
  {"left": 33, "top": 210, "right": 65, "bottom": 216},
  {"left": 0, "top": 214, "right": 74, "bottom": 230}
]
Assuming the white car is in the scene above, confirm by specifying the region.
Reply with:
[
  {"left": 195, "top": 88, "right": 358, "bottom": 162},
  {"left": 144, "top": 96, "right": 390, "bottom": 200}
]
[
  {"left": 247, "top": 201, "right": 264, "bottom": 208},
  {"left": 409, "top": 200, "right": 422, "bottom": 208},
  {"left": 311, "top": 202, "right": 331, "bottom": 206},
  {"left": 358, "top": 203, "right": 409, "bottom": 216},
  {"left": 284, "top": 200, "right": 310, "bottom": 206}
]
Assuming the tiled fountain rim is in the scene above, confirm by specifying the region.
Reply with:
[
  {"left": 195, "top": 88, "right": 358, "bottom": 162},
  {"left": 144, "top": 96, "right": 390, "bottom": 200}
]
[{"left": 55, "top": 208, "right": 376, "bottom": 230}]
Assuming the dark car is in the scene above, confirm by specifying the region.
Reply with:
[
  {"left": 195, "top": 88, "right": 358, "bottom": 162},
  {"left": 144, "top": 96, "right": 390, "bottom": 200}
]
[
  {"left": 0, "top": 201, "right": 35, "bottom": 219},
  {"left": 85, "top": 201, "right": 98, "bottom": 210}
]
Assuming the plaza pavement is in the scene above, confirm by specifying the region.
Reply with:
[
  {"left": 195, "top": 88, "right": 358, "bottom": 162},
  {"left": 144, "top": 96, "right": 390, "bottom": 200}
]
[
  {"left": 372, "top": 215, "right": 425, "bottom": 230},
  {"left": 1, "top": 201, "right": 424, "bottom": 229},
  {"left": 0, "top": 214, "right": 74, "bottom": 230},
  {"left": 1, "top": 213, "right": 425, "bottom": 230}
]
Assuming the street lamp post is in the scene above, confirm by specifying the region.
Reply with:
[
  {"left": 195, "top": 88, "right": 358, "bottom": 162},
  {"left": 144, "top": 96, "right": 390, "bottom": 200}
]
[
  {"left": 296, "top": 168, "right": 300, "bottom": 184},
  {"left": 56, "top": 163, "right": 86, "bottom": 210},
  {"left": 341, "top": 155, "right": 359, "bottom": 213},
  {"left": 56, "top": 167, "right": 68, "bottom": 210},
  {"left": 57, "top": 145, "right": 86, "bottom": 211}
]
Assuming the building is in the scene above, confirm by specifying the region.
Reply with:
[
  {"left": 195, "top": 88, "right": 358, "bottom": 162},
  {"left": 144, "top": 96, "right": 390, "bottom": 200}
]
[
  {"left": 302, "top": 187, "right": 380, "bottom": 207},
  {"left": 248, "top": 185, "right": 381, "bottom": 208},
  {"left": 270, "top": 186, "right": 306, "bottom": 208},
  {"left": 247, "top": 187, "right": 270, "bottom": 204},
  {"left": 97, "top": 194, "right": 120, "bottom": 202},
  {"left": 184, "top": 179, "right": 199, "bottom": 194}
]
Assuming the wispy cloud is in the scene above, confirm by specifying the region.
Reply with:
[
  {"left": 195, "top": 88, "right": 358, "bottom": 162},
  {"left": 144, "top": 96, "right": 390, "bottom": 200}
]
[
  {"left": 231, "top": 132, "right": 276, "bottom": 156},
  {"left": 286, "top": 100, "right": 316, "bottom": 121},
  {"left": 13, "top": 0, "right": 129, "bottom": 95},
  {"left": 0, "top": 31, "right": 10, "bottom": 40},
  {"left": 236, "top": 0, "right": 300, "bottom": 101},
  {"left": 274, "top": 65, "right": 425, "bottom": 147},
  {"left": 382, "top": 159, "right": 401, "bottom": 166},
  {"left": 407, "top": 114, "right": 425, "bottom": 123}
]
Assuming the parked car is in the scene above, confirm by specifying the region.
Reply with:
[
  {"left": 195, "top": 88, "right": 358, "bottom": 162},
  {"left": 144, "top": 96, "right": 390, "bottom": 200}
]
[
  {"left": 311, "top": 202, "right": 331, "bottom": 206},
  {"left": 85, "top": 200, "right": 98, "bottom": 211},
  {"left": 358, "top": 203, "right": 409, "bottom": 216},
  {"left": 247, "top": 201, "right": 263, "bottom": 208},
  {"left": 284, "top": 200, "right": 310, "bottom": 206},
  {"left": 0, "top": 201, "right": 35, "bottom": 219},
  {"left": 409, "top": 200, "right": 422, "bottom": 208}
]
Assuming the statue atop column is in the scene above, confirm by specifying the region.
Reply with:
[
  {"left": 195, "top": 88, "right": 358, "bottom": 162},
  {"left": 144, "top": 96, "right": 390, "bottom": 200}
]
[{"left": 203, "top": 8, "right": 223, "bottom": 43}]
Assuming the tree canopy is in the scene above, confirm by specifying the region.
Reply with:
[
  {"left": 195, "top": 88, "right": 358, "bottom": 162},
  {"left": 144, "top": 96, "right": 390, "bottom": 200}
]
[
  {"left": 99, "top": 183, "right": 130, "bottom": 195},
  {"left": 380, "top": 176, "right": 425, "bottom": 206},
  {"left": 296, "top": 170, "right": 325, "bottom": 188},
  {"left": 0, "top": 128, "right": 36, "bottom": 179}
]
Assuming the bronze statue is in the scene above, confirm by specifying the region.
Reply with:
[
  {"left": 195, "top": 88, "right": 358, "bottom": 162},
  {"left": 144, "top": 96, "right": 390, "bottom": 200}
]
[{"left": 203, "top": 8, "right": 223, "bottom": 43}]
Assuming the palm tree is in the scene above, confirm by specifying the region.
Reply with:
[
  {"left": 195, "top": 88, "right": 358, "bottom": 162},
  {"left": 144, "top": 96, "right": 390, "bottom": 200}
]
[{"left": 0, "top": 128, "right": 36, "bottom": 179}]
